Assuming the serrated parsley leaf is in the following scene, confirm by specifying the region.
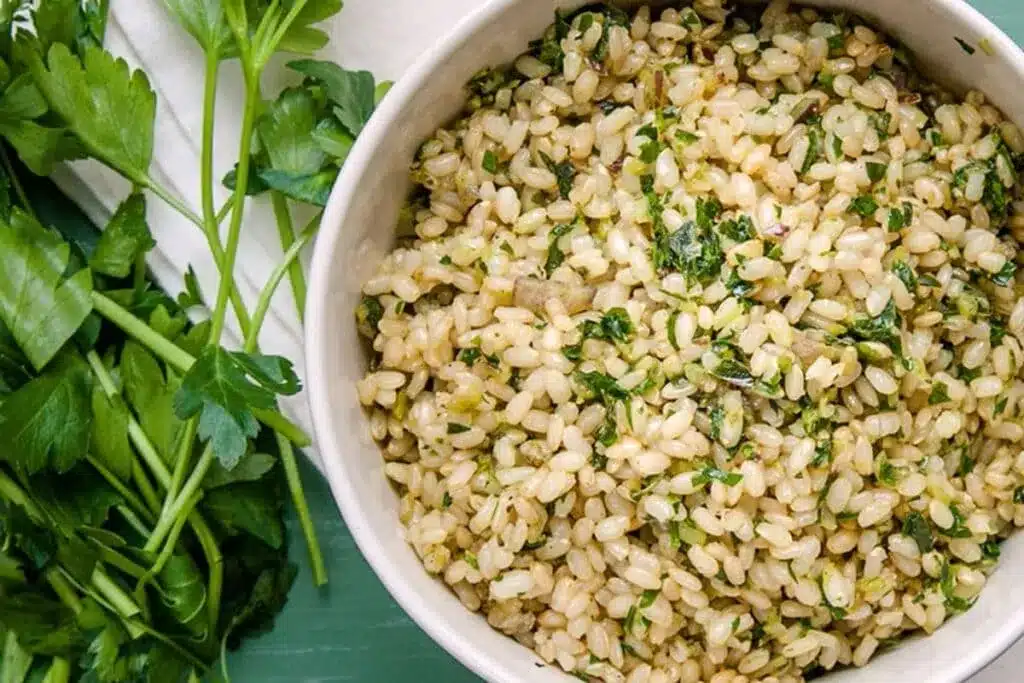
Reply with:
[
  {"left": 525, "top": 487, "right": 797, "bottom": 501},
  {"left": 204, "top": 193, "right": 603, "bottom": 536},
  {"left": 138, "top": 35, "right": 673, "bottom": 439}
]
[
  {"left": 0, "top": 73, "right": 68, "bottom": 175},
  {"left": 89, "top": 193, "right": 154, "bottom": 278},
  {"left": 288, "top": 59, "right": 376, "bottom": 136},
  {"left": 177, "top": 264, "right": 205, "bottom": 309},
  {"left": 0, "top": 354, "right": 91, "bottom": 475},
  {"left": 30, "top": 43, "right": 155, "bottom": 182},
  {"left": 173, "top": 348, "right": 301, "bottom": 469},
  {"left": 162, "top": 0, "right": 235, "bottom": 58},
  {"left": 90, "top": 385, "right": 134, "bottom": 482},
  {"left": 272, "top": 0, "right": 344, "bottom": 56},
  {"left": 0, "top": 209, "right": 93, "bottom": 370},
  {"left": 256, "top": 86, "right": 336, "bottom": 205}
]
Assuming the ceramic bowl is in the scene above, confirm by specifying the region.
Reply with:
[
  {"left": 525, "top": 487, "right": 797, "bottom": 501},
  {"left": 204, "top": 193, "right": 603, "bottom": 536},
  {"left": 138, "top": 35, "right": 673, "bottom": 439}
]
[{"left": 306, "top": 2, "right": 1024, "bottom": 681}]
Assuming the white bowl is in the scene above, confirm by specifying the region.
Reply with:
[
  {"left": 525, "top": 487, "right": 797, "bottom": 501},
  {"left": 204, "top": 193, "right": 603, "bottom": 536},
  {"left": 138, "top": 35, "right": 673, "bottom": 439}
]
[{"left": 306, "top": 2, "right": 1024, "bottom": 681}]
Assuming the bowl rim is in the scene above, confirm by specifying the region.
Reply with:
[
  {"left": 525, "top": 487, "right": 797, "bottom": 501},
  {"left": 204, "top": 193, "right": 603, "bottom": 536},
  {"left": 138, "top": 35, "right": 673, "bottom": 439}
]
[{"left": 306, "top": 2, "right": 1024, "bottom": 682}]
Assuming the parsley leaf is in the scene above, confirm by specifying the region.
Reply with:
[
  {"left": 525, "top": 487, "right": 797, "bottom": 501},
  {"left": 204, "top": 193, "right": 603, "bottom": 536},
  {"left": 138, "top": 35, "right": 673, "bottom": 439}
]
[
  {"left": 289, "top": 59, "right": 377, "bottom": 137},
  {"left": 0, "top": 354, "right": 91, "bottom": 475},
  {"left": 173, "top": 348, "right": 302, "bottom": 469},
  {"left": 0, "top": 209, "right": 94, "bottom": 371},
  {"left": 254, "top": 86, "right": 338, "bottom": 206},
  {"left": 89, "top": 193, "right": 155, "bottom": 278},
  {"left": 29, "top": 43, "right": 155, "bottom": 182}
]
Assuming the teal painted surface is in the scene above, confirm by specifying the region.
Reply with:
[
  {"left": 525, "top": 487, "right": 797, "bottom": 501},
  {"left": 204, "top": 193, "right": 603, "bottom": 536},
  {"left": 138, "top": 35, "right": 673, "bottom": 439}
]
[{"left": 226, "top": 2, "right": 1020, "bottom": 681}]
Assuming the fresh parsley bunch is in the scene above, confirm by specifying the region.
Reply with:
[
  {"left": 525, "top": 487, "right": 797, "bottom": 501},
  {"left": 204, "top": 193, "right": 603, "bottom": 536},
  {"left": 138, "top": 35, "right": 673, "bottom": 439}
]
[{"left": 0, "top": 0, "right": 387, "bottom": 680}]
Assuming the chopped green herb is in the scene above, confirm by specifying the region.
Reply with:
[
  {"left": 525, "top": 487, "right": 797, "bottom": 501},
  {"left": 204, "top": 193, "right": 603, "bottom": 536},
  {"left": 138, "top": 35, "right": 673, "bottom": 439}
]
[
  {"left": 892, "top": 261, "right": 917, "bottom": 291},
  {"left": 938, "top": 504, "right": 973, "bottom": 539},
  {"left": 957, "top": 450, "right": 975, "bottom": 477},
  {"left": 576, "top": 371, "right": 629, "bottom": 404},
  {"left": 653, "top": 219, "right": 724, "bottom": 284},
  {"left": 458, "top": 347, "right": 482, "bottom": 365},
  {"left": 675, "top": 130, "right": 699, "bottom": 145},
  {"left": 562, "top": 343, "right": 583, "bottom": 362},
  {"left": 902, "top": 511, "right": 934, "bottom": 553},
  {"left": 991, "top": 261, "right": 1017, "bottom": 288},
  {"left": 441, "top": 492, "right": 453, "bottom": 508},
  {"left": 995, "top": 396, "right": 1008, "bottom": 415},
  {"left": 667, "top": 310, "right": 681, "bottom": 350},
  {"left": 866, "top": 161, "right": 887, "bottom": 182},
  {"left": 539, "top": 151, "right": 576, "bottom": 199},
  {"left": 356, "top": 296, "right": 384, "bottom": 337},
  {"left": 1015, "top": 487, "right": 1024, "bottom": 504},
  {"left": 482, "top": 149, "right": 498, "bottom": 174},
  {"left": 876, "top": 456, "right": 901, "bottom": 486},
  {"left": 940, "top": 560, "right": 974, "bottom": 613},
  {"left": 447, "top": 423, "right": 471, "bottom": 434},
  {"left": 849, "top": 299, "right": 903, "bottom": 357},
  {"left": 870, "top": 111, "right": 893, "bottom": 140},
  {"left": 711, "top": 359, "right": 754, "bottom": 388},
  {"left": 639, "top": 139, "right": 664, "bottom": 163},
  {"left": 811, "top": 439, "right": 833, "bottom": 468},
  {"left": 544, "top": 222, "right": 575, "bottom": 277},
  {"left": 929, "top": 382, "right": 951, "bottom": 405},
  {"left": 580, "top": 308, "right": 635, "bottom": 344},
  {"left": 694, "top": 463, "right": 743, "bottom": 487},
  {"left": 718, "top": 214, "right": 756, "bottom": 242},
  {"left": 955, "top": 37, "right": 976, "bottom": 55},
  {"left": 849, "top": 195, "right": 879, "bottom": 217},
  {"left": 709, "top": 404, "right": 724, "bottom": 441},
  {"left": 639, "top": 589, "right": 659, "bottom": 608},
  {"left": 991, "top": 319, "right": 1008, "bottom": 346},
  {"left": 981, "top": 540, "right": 1001, "bottom": 560},
  {"left": 802, "top": 124, "right": 822, "bottom": 174},
  {"left": 637, "top": 123, "right": 658, "bottom": 139}
]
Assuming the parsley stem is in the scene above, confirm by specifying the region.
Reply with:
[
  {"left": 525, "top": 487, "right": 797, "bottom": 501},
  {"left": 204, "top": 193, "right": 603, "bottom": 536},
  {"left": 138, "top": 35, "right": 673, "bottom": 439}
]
[
  {"left": 0, "top": 144, "right": 36, "bottom": 222},
  {"left": 145, "top": 446, "right": 214, "bottom": 554},
  {"left": 196, "top": 51, "right": 254, "bottom": 341},
  {"left": 247, "top": 224, "right": 318, "bottom": 343},
  {"left": 84, "top": 353, "right": 224, "bottom": 629},
  {"left": 46, "top": 570, "right": 83, "bottom": 614},
  {"left": 165, "top": 417, "right": 199, "bottom": 515},
  {"left": 91, "top": 291, "right": 194, "bottom": 372},
  {"left": 90, "top": 293, "right": 310, "bottom": 445},
  {"left": 200, "top": 51, "right": 221, "bottom": 239},
  {"left": 208, "top": 77, "right": 261, "bottom": 348},
  {"left": 42, "top": 658, "right": 70, "bottom": 683},
  {"left": 269, "top": 192, "right": 314, "bottom": 322},
  {"left": 142, "top": 176, "right": 204, "bottom": 229},
  {"left": 215, "top": 196, "right": 234, "bottom": 225},
  {"left": 147, "top": 492, "right": 201, "bottom": 580},
  {"left": 87, "top": 455, "right": 155, "bottom": 522},
  {"left": 277, "top": 433, "right": 327, "bottom": 586},
  {"left": 93, "top": 566, "right": 141, "bottom": 618},
  {"left": 96, "top": 544, "right": 149, "bottom": 581},
  {"left": 242, "top": 225, "right": 325, "bottom": 584}
]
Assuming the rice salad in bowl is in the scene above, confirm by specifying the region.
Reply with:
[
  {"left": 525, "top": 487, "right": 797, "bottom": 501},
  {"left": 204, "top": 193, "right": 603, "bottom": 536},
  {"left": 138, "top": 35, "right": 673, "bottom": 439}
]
[{"left": 353, "top": 1, "right": 1024, "bottom": 681}]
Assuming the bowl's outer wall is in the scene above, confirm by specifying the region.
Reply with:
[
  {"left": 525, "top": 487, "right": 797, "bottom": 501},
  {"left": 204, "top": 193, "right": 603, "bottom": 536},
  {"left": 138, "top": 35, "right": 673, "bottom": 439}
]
[{"left": 307, "top": 1, "right": 1024, "bottom": 682}]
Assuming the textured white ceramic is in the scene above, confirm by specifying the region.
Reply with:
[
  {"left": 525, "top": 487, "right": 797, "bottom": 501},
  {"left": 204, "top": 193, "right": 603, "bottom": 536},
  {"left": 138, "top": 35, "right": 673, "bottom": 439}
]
[{"left": 306, "top": 2, "right": 1024, "bottom": 681}]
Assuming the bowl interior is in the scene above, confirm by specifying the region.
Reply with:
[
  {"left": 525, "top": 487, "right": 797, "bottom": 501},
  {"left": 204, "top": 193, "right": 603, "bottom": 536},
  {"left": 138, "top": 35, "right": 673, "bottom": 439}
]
[{"left": 306, "top": 2, "right": 1024, "bottom": 682}]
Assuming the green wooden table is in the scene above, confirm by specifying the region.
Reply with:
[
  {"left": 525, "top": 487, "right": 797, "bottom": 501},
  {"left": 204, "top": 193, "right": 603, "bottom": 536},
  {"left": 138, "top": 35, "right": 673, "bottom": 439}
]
[{"left": 223, "top": 2, "right": 1020, "bottom": 680}]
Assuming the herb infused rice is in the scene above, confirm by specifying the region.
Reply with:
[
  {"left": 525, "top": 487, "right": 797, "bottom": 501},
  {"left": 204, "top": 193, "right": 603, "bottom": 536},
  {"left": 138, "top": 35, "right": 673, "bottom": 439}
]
[{"left": 355, "top": 2, "right": 1024, "bottom": 681}]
